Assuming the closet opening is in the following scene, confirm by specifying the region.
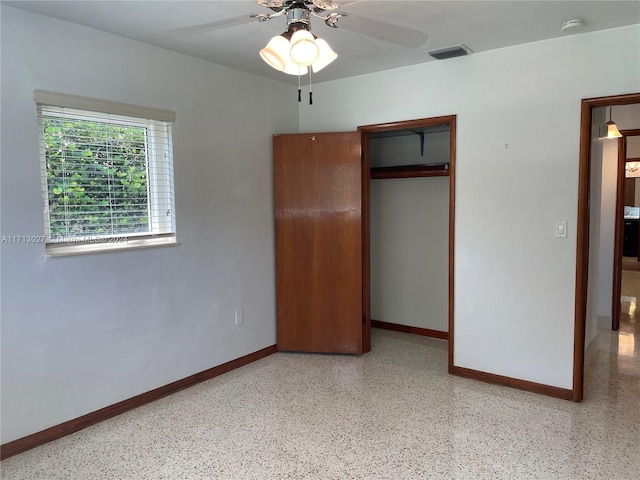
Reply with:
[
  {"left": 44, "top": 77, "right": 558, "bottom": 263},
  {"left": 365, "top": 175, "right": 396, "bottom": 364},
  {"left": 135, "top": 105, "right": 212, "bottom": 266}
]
[{"left": 359, "top": 116, "right": 456, "bottom": 371}]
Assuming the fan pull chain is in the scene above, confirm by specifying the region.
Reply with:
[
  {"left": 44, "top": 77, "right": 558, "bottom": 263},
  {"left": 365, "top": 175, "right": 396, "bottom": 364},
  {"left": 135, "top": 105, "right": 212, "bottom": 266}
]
[
  {"left": 297, "top": 73, "right": 302, "bottom": 103},
  {"left": 309, "top": 70, "right": 313, "bottom": 106}
]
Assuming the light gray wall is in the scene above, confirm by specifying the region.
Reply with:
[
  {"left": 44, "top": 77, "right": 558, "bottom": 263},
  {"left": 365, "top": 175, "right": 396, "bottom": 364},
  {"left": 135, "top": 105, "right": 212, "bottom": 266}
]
[
  {"left": 0, "top": 6, "right": 298, "bottom": 444},
  {"left": 627, "top": 136, "right": 640, "bottom": 158},
  {"left": 595, "top": 139, "right": 618, "bottom": 329},
  {"left": 370, "top": 177, "right": 449, "bottom": 332},
  {"left": 588, "top": 117, "right": 605, "bottom": 338},
  {"left": 299, "top": 24, "right": 640, "bottom": 389}
]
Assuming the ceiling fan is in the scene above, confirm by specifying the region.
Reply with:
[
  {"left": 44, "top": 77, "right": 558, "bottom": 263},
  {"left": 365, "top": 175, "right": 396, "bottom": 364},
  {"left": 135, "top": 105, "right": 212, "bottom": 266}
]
[{"left": 174, "top": 1, "right": 429, "bottom": 103}]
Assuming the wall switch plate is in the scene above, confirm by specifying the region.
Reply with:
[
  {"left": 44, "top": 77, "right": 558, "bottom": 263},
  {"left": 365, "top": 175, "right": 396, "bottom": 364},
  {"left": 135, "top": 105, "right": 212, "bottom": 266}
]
[
  {"left": 235, "top": 308, "right": 243, "bottom": 326},
  {"left": 555, "top": 221, "right": 568, "bottom": 238}
]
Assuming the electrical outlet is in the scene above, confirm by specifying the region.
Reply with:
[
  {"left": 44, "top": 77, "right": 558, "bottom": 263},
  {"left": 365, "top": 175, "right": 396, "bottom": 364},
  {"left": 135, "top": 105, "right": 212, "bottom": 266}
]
[{"left": 235, "top": 308, "right": 243, "bottom": 326}]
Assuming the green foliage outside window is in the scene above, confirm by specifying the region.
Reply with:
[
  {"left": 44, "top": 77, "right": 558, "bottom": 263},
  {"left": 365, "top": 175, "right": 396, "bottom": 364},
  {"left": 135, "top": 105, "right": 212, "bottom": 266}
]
[{"left": 43, "top": 117, "right": 150, "bottom": 239}]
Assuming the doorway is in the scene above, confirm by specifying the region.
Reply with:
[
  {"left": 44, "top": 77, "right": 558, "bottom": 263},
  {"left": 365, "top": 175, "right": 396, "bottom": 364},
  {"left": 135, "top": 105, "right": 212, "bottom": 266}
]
[
  {"left": 575, "top": 93, "right": 640, "bottom": 402},
  {"left": 359, "top": 116, "right": 456, "bottom": 372},
  {"left": 612, "top": 129, "right": 640, "bottom": 331}
]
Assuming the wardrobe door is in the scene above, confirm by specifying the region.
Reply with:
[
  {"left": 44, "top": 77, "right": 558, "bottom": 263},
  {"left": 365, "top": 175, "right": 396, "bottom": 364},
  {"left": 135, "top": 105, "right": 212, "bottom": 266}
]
[{"left": 274, "top": 132, "right": 363, "bottom": 354}]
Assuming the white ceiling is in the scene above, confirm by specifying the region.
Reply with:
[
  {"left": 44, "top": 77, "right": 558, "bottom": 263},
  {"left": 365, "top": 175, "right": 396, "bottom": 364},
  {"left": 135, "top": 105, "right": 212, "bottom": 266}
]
[{"left": 5, "top": 1, "right": 640, "bottom": 85}]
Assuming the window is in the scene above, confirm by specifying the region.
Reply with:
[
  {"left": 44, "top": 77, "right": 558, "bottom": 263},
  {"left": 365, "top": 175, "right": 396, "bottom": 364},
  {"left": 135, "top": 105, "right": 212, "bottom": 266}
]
[{"left": 36, "top": 91, "right": 176, "bottom": 256}]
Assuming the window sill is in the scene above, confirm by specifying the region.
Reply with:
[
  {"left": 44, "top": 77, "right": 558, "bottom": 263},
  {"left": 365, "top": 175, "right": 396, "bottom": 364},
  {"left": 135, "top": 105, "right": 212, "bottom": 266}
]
[{"left": 45, "top": 234, "right": 178, "bottom": 257}]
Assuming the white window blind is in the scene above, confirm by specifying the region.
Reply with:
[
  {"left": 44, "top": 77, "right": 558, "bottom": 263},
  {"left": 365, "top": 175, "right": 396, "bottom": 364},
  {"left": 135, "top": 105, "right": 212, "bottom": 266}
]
[{"left": 36, "top": 93, "right": 176, "bottom": 256}]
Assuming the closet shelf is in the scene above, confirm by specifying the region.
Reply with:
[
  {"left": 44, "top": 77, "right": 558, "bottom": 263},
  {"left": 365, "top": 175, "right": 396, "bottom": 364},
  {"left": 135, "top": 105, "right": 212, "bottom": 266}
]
[{"left": 371, "top": 164, "right": 449, "bottom": 179}]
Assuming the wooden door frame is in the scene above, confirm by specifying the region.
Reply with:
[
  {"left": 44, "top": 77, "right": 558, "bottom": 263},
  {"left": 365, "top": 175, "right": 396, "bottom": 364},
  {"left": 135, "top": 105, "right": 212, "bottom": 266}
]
[
  {"left": 574, "top": 93, "right": 640, "bottom": 402},
  {"left": 612, "top": 129, "right": 640, "bottom": 331},
  {"left": 358, "top": 115, "right": 456, "bottom": 371}
]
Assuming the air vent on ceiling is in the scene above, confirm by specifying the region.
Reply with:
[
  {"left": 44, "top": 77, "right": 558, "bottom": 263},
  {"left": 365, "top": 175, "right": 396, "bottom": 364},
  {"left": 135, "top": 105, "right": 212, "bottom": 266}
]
[{"left": 427, "top": 44, "right": 473, "bottom": 60}]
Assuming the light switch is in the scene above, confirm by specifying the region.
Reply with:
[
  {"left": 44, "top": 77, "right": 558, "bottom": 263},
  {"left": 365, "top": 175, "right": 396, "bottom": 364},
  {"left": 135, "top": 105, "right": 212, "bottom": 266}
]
[{"left": 555, "top": 220, "right": 567, "bottom": 238}]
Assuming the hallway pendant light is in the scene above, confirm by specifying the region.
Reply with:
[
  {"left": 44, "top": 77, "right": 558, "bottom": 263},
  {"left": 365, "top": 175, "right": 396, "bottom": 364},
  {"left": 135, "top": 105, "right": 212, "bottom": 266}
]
[{"left": 606, "top": 107, "right": 622, "bottom": 138}]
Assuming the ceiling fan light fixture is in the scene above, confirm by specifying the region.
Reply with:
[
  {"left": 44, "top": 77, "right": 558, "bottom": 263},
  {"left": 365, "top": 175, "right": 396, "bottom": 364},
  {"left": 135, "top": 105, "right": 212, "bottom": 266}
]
[
  {"left": 289, "top": 29, "right": 320, "bottom": 66},
  {"left": 259, "top": 35, "right": 290, "bottom": 71},
  {"left": 311, "top": 38, "right": 337, "bottom": 73}
]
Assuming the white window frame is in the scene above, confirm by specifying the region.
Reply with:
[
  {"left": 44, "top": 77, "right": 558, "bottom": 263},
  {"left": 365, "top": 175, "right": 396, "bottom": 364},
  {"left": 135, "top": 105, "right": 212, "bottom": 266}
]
[{"left": 35, "top": 90, "right": 177, "bottom": 256}]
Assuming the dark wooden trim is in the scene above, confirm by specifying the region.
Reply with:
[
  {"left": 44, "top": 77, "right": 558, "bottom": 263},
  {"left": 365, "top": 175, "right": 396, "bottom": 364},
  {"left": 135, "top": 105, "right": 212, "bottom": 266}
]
[
  {"left": 579, "top": 93, "right": 640, "bottom": 108},
  {"left": 576, "top": 97, "right": 626, "bottom": 402},
  {"left": 627, "top": 157, "right": 640, "bottom": 163},
  {"left": 359, "top": 115, "right": 455, "bottom": 133},
  {"left": 448, "top": 116, "right": 456, "bottom": 375},
  {"left": 0, "top": 345, "right": 277, "bottom": 460},
  {"left": 612, "top": 135, "right": 626, "bottom": 331},
  {"left": 361, "top": 131, "right": 372, "bottom": 353},
  {"left": 370, "top": 164, "right": 449, "bottom": 179},
  {"left": 452, "top": 366, "right": 574, "bottom": 401},
  {"left": 574, "top": 98, "right": 592, "bottom": 402},
  {"left": 372, "top": 319, "right": 449, "bottom": 340},
  {"left": 575, "top": 93, "right": 640, "bottom": 403}
]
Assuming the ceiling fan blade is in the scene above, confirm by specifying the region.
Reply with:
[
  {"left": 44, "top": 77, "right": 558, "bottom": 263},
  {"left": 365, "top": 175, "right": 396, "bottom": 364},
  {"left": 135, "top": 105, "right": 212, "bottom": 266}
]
[
  {"left": 313, "top": 0, "right": 367, "bottom": 10},
  {"left": 336, "top": 0, "right": 365, "bottom": 7},
  {"left": 172, "top": 15, "right": 257, "bottom": 36},
  {"left": 334, "top": 13, "right": 429, "bottom": 48},
  {"left": 310, "top": 1, "right": 365, "bottom": 14}
]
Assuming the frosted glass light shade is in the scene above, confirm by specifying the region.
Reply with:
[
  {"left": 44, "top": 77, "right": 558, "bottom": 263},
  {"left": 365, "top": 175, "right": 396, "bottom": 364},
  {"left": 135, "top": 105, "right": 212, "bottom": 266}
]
[
  {"left": 260, "top": 35, "right": 291, "bottom": 71},
  {"left": 282, "top": 60, "right": 308, "bottom": 76},
  {"left": 311, "top": 38, "right": 337, "bottom": 73},
  {"left": 289, "top": 30, "right": 320, "bottom": 66},
  {"left": 606, "top": 121, "right": 622, "bottom": 138}
]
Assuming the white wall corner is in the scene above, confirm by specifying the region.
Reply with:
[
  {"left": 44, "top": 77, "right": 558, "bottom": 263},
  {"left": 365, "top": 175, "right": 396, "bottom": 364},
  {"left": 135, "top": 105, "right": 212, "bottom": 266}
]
[
  {"left": 597, "top": 315, "right": 612, "bottom": 331},
  {"left": 584, "top": 332, "right": 600, "bottom": 371}
]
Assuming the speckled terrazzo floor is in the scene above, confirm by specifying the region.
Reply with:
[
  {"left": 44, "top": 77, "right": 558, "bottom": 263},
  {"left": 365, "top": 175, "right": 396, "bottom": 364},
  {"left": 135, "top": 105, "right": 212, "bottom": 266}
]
[{"left": 2, "top": 322, "right": 639, "bottom": 479}]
